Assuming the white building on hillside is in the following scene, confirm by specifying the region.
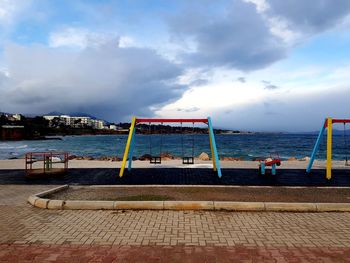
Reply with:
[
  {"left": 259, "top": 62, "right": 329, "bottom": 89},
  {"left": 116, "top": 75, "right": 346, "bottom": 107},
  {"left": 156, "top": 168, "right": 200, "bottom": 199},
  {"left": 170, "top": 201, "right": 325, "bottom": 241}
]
[
  {"left": 43, "top": 115, "right": 60, "bottom": 121},
  {"left": 43, "top": 115, "right": 109, "bottom": 129},
  {"left": 109, "top": 124, "right": 117, "bottom": 130},
  {"left": 91, "top": 119, "right": 105, "bottom": 129}
]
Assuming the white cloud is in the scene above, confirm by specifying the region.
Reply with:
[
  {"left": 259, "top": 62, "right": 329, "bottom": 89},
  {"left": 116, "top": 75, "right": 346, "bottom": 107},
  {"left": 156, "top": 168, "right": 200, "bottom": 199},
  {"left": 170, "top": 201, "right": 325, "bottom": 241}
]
[
  {"left": 0, "top": 0, "right": 22, "bottom": 24},
  {"left": 49, "top": 27, "right": 116, "bottom": 49},
  {"left": 243, "top": 0, "right": 269, "bottom": 13},
  {"left": 156, "top": 59, "right": 350, "bottom": 131},
  {"left": 119, "top": 36, "right": 136, "bottom": 48},
  {"left": 49, "top": 27, "right": 138, "bottom": 51}
]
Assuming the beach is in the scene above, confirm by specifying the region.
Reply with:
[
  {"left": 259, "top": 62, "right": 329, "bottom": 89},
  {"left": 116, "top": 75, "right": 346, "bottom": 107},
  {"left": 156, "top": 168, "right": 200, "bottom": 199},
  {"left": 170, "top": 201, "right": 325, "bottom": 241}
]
[{"left": 1, "top": 158, "right": 348, "bottom": 170}]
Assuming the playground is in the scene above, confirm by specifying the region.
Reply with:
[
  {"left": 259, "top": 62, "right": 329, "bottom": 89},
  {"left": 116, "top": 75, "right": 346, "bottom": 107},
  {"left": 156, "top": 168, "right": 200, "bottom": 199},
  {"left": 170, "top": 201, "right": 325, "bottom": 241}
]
[
  {"left": 1, "top": 116, "right": 350, "bottom": 261},
  {"left": 1, "top": 116, "right": 350, "bottom": 187}
]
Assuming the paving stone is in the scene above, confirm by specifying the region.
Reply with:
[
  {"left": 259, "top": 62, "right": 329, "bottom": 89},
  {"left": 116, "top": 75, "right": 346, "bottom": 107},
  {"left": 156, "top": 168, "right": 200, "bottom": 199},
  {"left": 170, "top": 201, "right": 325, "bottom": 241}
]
[{"left": 2, "top": 185, "right": 350, "bottom": 252}]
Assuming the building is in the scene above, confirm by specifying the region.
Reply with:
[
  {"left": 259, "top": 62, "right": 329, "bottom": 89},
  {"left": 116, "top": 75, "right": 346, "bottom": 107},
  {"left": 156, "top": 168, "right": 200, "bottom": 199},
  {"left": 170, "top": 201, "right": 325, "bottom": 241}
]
[
  {"left": 91, "top": 119, "right": 105, "bottom": 129},
  {"left": 1, "top": 113, "right": 22, "bottom": 122},
  {"left": 43, "top": 115, "right": 60, "bottom": 121},
  {"left": 69, "top": 117, "right": 91, "bottom": 128},
  {"left": 109, "top": 124, "right": 117, "bottom": 130},
  {"left": 10, "top": 114, "right": 21, "bottom": 121},
  {"left": 43, "top": 115, "right": 107, "bottom": 129}
]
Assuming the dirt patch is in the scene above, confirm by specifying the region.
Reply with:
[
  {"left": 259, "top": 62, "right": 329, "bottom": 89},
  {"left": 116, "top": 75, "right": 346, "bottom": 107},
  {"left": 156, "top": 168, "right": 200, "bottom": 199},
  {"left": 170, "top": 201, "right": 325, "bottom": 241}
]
[{"left": 46, "top": 186, "right": 350, "bottom": 203}]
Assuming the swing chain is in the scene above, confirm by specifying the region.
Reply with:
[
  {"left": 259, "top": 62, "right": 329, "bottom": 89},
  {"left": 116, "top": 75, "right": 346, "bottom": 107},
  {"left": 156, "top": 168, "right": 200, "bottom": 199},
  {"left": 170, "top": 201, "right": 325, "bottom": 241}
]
[
  {"left": 149, "top": 122, "right": 152, "bottom": 157},
  {"left": 181, "top": 122, "right": 184, "bottom": 158},
  {"left": 344, "top": 122, "right": 349, "bottom": 166},
  {"left": 192, "top": 122, "right": 195, "bottom": 158},
  {"left": 160, "top": 122, "right": 163, "bottom": 158}
]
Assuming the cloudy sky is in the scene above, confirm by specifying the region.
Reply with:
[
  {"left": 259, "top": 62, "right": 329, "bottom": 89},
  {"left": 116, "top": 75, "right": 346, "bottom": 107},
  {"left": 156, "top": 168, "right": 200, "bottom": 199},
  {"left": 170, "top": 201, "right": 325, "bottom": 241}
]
[{"left": 0, "top": 0, "right": 350, "bottom": 131}]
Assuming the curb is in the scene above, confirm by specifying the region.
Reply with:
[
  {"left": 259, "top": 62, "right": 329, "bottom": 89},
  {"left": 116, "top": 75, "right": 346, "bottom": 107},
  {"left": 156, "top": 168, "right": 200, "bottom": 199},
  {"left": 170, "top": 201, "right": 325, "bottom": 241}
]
[{"left": 28, "top": 185, "right": 350, "bottom": 212}]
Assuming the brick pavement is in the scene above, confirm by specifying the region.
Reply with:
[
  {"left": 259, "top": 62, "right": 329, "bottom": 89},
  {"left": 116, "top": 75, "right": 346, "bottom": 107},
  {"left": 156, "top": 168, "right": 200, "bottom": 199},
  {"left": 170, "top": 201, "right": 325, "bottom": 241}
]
[
  {"left": 1, "top": 185, "right": 350, "bottom": 262},
  {"left": 1, "top": 244, "right": 350, "bottom": 262}
]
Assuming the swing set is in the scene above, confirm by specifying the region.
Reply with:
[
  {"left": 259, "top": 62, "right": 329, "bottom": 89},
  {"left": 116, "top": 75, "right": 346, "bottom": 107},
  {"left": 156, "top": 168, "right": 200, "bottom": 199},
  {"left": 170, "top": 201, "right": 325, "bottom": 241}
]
[
  {"left": 306, "top": 117, "right": 350, "bottom": 179},
  {"left": 147, "top": 121, "right": 196, "bottom": 165},
  {"left": 119, "top": 117, "right": 222, "bottom": 178}
]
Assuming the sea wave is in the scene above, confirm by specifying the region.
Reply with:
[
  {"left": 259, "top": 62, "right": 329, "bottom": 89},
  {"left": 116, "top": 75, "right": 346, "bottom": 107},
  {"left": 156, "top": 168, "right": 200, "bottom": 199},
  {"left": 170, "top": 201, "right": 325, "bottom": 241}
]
[{"left": 16, "top": 145, "right": 28, "bottom": 149}]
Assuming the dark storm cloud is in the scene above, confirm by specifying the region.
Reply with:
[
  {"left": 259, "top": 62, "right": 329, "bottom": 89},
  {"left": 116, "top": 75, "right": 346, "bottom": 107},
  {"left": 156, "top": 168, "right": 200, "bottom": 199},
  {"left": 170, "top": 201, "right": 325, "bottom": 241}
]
[
  {"left": 267, "top": 0, "right": 350, "bottom": 33},
  {"left": 1, "top": 40, "right": 185, "bottom": 121},
  {"left": 189, "top": 79, "right": 209, "bottom": 86},
  {"left": 167, "top": 0, "right": 350, "bottom": 72},
  {"left": 237, "top": 77, "right": 246, "bottom": 83},
  {"left": 262, "top": 80, "right": 279, "bottom": 90},
  {"left": 177, "top": 107, "right": 200, "bottom": 112},
  {"left": 169, "top": 0, "right": 286, "bottom": 71},
  {"left": 0, "top": 71, "right": 8, "bottom": 88}
]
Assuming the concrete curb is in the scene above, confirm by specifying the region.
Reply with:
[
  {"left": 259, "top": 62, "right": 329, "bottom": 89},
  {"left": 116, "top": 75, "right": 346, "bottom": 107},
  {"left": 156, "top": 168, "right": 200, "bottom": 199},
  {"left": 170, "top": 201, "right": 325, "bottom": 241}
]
[
  {"left": 35, "top": 185, "right": 69, "bottom": 197},
  {"left": 164, "top": 201, "right": 214, "bottom": 210},
  {"left": 114, "top": 201, "right": 164, "bottom": 210},
  {"left": 214, "top": 201, "right": 265, "bottom": 211},
  {"left": 28, "top": 185, "right": 350, "bottom": 212}
]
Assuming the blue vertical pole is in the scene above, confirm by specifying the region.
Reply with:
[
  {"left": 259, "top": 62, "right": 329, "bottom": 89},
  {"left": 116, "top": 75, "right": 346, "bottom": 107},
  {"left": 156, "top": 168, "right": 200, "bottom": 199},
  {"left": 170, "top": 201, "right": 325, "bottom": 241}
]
[
  {"left": 260, "top": 163, "right": 265, "bottom": 175},
  {"left": 306, "top": 119, "right": 327, "bottom": 173},
  {"left": 272, "top": 164, "right": 276, "bottom": 175},
  {"left": 127, "top": 127, "right": 136, "bottom": 172},
  {"left": 208, "top": 117, "right": 222, "bottom": 178}
]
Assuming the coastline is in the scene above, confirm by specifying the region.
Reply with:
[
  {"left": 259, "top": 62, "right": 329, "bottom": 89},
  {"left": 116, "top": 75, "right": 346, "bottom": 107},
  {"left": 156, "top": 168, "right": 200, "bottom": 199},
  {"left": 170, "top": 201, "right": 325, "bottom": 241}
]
[{"left": 0, "top": 159, "right": 347, "bottom": 170}]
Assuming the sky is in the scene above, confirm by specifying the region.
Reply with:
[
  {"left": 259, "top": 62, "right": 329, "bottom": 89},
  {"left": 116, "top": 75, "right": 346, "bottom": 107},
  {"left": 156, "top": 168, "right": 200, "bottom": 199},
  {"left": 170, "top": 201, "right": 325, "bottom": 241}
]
[{"left": 0, "top": 0, "right": 350, "bottom": 132}]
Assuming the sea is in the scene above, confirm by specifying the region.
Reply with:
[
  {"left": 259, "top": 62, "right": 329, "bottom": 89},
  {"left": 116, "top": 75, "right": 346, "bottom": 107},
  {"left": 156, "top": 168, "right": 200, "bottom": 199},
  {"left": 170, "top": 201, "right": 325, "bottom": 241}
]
[{"left": 0, "top": 133, "right": 349, "bottom": 161}]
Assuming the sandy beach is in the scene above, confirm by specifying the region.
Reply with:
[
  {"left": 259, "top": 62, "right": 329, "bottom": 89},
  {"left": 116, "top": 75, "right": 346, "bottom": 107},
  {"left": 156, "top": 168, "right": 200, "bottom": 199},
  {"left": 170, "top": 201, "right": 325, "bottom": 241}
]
[{"left": 0, "top": 158, "right": 349, "bottom": 170}]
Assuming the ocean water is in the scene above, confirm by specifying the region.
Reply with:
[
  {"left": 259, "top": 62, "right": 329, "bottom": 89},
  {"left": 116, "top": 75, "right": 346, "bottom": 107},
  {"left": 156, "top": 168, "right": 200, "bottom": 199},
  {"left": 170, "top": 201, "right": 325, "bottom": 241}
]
[{"left": 0, "top": 133, "right": 349, "bottom": 161}]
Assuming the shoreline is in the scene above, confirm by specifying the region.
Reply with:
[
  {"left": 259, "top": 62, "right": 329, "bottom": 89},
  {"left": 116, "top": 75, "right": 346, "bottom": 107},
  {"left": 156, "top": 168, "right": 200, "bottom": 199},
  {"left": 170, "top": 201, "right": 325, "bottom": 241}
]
[{"left": 1, "top": 158, "right": 349, "bottom": 170}]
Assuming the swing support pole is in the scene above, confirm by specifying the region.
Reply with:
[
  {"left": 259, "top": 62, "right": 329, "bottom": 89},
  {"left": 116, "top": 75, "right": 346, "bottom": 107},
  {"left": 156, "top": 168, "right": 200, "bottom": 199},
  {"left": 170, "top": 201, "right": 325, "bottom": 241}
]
[
  {"left": 118, "top": 117, "right": 222, "bottom": 178},
  {"left": 306, "top": 118, "right": 327, "bottom": 174},
  {"left": 208, "top": 117, "right": 222, "bottom": 178},
  {"left": 119, "top": 116, "right": 136, "bottom": 177},
  {"left": 306, "top": 117, "right": 350, "bottom": 180},
  {"left": 326, "top": 118, "right": 333, "bottom": 180}
]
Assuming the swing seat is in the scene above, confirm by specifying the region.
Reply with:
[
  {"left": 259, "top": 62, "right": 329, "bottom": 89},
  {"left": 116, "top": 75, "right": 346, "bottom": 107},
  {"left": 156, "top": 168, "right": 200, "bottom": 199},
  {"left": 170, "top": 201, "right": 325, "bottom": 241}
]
[
  {"left": 150, "top": 156, "right": 161, "bottom": 164},
  {"left": 183, "top": 156, "right": 194, "bottom": 164}
]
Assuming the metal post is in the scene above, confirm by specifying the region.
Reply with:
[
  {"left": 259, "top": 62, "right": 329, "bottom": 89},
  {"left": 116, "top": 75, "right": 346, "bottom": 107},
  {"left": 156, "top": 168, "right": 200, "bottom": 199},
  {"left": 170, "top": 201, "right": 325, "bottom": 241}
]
[
  {"left": 260, "top": 163, "right": 265, "bottom": 175},
  {"left": 306, "top": 118, "right": 327, "bottom": 174},
  {"left": 207, "top": 117, "right": 222, "bottom": 178},
  {"left": 119, "top": 116, "right": 136, "bottom": 177},
  {"left": 128, "top": 127, "right": 136, "bottom": 172},
  {"left": 208, "top": 130, "right": 217, "bottom": 171},
  {"left": 272, "top": 164, "right": 276, "bottom": 175},
  {"left": 326, "top": 117, "right": 333, "bottom": 180}
]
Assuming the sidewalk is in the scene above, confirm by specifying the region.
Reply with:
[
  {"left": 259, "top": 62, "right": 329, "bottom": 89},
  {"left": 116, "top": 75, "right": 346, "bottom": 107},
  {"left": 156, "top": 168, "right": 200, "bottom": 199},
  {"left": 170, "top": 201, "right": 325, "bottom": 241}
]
[{"left": 1, "top": 185, "right": 350, "bottom": 261}]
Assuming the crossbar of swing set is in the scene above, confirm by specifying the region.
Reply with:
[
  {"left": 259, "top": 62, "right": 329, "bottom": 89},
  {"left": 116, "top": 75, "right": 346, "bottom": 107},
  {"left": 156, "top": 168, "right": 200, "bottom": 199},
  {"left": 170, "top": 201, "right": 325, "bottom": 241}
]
[
  {"left": 324, "top": 119, "right": 350, "bottom": 127},
  {"left": 135, "top": 118, "right": 208, "bottom": 123}
]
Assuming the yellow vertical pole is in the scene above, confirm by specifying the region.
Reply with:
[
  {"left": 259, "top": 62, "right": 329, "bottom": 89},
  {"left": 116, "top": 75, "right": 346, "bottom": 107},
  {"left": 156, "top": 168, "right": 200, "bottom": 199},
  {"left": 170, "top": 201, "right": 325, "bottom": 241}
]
[
  {"left": 326, "top": 117, "right": 332, "bottom": 180},
  {"left": 208, "top": 128, "right": 217, "bottom": 171},
  {"left": 119, "top": 116, "right": 136, "bottom": 177}
]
